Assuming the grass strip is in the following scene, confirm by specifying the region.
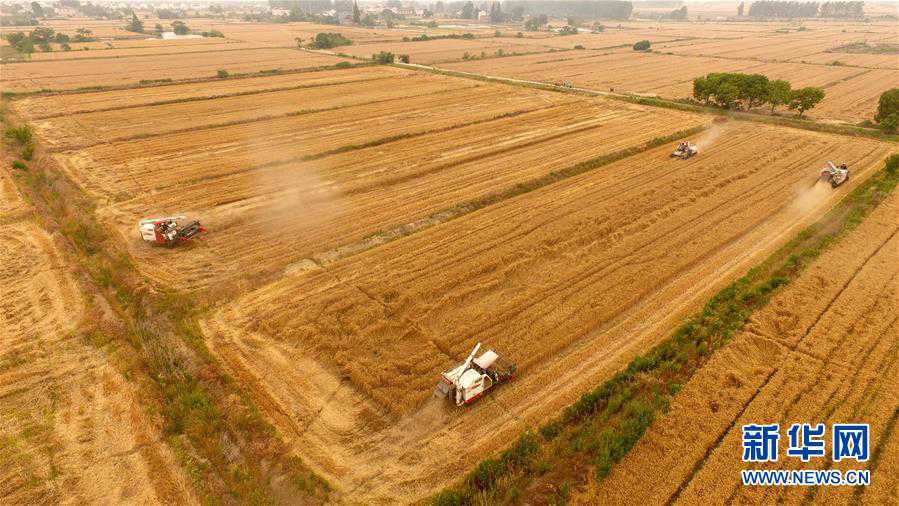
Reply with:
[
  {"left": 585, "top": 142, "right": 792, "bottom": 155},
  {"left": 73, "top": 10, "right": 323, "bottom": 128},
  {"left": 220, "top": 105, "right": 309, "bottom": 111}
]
[{"left": 431, "top": 153, "right": 899, "bottom": 506}]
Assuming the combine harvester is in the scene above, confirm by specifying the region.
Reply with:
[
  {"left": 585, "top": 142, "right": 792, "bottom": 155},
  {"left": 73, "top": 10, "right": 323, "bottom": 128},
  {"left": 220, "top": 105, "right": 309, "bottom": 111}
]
[
  {"left": 819, "top": 161, "right": 850, "bottom": 188},
  {"left": 670, "top": 141, "right": 698, "bottom": 159},
  {"left": 138, "top": 215, "right": 206, "bottom": 247},
  {"left": 435, "top": 342, "right": 516, "bottom": 406}
]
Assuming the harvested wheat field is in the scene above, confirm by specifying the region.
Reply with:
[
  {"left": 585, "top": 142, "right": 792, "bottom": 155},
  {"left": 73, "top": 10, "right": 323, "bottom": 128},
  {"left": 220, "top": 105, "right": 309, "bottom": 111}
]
[
  {"left": 12, "top": 65, "right": 400, "bottom": 119},
  {"left": 587, "top": 189, "right": 899, "bottom": 505},
  {"left": 0, "top": 209, "right": 194, "bottom": 504},
  {"left": 87, "top": 98, "right": 706, "bottom": 291},
  {"left": 30, "top": 71, "right": 478, "bottom": 149},
  {"left": 20, "top": 40, "right": 271, "bottom": 61},
  {"left": 342, "top": 38, "right": 552, "bottom": 64},
  {"left": 200, "top": 123, "right": 892, "bottom": 501},
  {"left": 443, "top": 50, "right": 755, "bottom": 90},
  {"left": 0, "top": 48, "right": 350, "bottom": 91},
  {"left": 55, "top": 81, "right": 575, "bottom": 198},
  {"left": 442, "top": 51, "right": 893, "bottom": 122}
]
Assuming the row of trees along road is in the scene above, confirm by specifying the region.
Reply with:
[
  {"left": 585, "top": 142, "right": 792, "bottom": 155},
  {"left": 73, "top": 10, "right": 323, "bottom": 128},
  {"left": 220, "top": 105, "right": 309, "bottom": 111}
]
[{"left": 693, "top": 73, "right": 825, "bottom": 117}]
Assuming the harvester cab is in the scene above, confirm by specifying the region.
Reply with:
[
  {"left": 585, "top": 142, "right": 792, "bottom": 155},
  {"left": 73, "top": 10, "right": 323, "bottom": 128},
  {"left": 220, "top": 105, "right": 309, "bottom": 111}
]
[
  {"left": 138, "top": 216, "right": 206, "bottom": 246},
  {"left": 435, "top": 342, "right": 516, "bottom": 406},
  {"left": 670, "top": 141, "right": 698, "bottom": 159},
  {"left": 820, "top": 161, "right": 849, "bottom": 188}
]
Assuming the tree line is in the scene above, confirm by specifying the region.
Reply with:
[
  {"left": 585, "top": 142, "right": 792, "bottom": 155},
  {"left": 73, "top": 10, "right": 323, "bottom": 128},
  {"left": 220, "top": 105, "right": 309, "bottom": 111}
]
[
  {"left": 693, "top": 73, "right": 825, "bottom": 117},
  {"left": 503, "top": 0, "right": 634, "bottom": 20},
  {"left": 748, "top": 1, "right": 864, "bottom": 19},
  {"left": 2, "top": 27, "right": 94, "bottom": 53}
]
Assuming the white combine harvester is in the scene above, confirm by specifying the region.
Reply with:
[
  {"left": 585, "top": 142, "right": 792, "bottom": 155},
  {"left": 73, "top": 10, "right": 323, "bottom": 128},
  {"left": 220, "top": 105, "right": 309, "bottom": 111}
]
[
  {"left": 138, "top": 215, "right": 206, "bottom": 247},
  {"left": 435, "top": 342, "right": 516, "bottom": 406},
  {"left": 670, "top": 141, "right": 698, "bottom": 159},
  {"left": 819, "top": 161, "right": 850, "bottom": 188}
]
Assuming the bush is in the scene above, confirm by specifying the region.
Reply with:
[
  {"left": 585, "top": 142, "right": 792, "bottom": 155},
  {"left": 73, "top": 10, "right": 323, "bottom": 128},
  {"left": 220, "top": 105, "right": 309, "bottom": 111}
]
[
  {"left": 216, "top": 69, "right": 229, "bottom": 78},
  {"left": 310, "top": 32, "right": 352, "bottom": 49},
  {"left": 334, "top": 61, "right": 353, "bottom": 68},
  {"left": 431, "top": 490, "right": 463, "bottom": 506},
  {"left": 885, "top": 154, "right": 899, "bottom": 176},
  {"left": 11, "top": 160, "right": 27, "bottom": 170},
  {"left": 880, "top": 113, "right": 899, "bottom": 134},
  {"left": 4, "top": 125, "right": 32, "bottom": 145},
  {"left": 633, "top": 40, "right": 651, "bottom": 51},
  {"left": 574, "top": 44, "right": 585, "bottom": 49},
  {"left": 22, "top": 143, "right": 34, "bottom": 160},
  {"left": 398, "top": 54, "right": 410, "bottom": 63}
]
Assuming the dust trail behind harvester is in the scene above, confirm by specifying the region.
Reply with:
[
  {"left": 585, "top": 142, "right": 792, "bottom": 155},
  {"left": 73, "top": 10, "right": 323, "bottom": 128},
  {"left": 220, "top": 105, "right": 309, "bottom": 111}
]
[
  {"left": 210, "top": 128, "right": 347, "bottom": 248},
  {"left": 791, "top": 178, "right": 832, "bottom": 215},
  {"left": 693, "top": 122, "right": 726, "bottom": 152}
]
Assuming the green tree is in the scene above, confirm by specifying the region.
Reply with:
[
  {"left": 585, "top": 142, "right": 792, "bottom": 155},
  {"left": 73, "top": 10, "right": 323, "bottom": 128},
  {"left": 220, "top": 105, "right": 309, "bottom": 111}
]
[
  {"left": 738, "top": 73, "right": 770, "bottom": 109},
  {"left": 875, "top": 88, "right": 899, "bottom": 122},
  {"left": 714, "top": 81, "right": 741, "bottom": 109},
  {"left": 30, "top": 1, "right": 43, "bottom": 17},
  {"left": 692, "top": 76, "right": 713, "bottom": 104},
  {"left": 788, "top": 87, "right": 825, "bottom": 118},
  {"left": 766, "top": 79, "right": 792, "bottom": 112},
  {"left": 352, "top": 0, "right": 361, "bottom": 24},
  {"left": 128, "top": 11, "right": 144, "bottom": 33}
]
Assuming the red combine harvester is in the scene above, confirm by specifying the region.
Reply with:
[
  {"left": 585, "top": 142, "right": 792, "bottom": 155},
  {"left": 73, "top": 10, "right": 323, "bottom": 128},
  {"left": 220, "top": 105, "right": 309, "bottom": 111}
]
[{"left": 138, "top": 216, "right": 206, "bottom": 246}]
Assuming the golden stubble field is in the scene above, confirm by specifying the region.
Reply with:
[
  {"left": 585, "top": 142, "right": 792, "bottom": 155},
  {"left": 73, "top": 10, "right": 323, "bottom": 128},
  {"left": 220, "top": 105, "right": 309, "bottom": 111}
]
[
  {"left": 7, "top": 14, "right": 898, "bottom": 502},
  {"left": 199, "top": 123, "right": 892, "bottom": 501},
  {"left": 0, "top": 167, "right": 194, "bottom": 504},
  {"left": 587, "top": 190, "right": 899, "bottom": 505},
  {"left": 440, "top": 19, "right": 898, "bottom": 123},
  {"left": 36, "top": 68, "right": 709, "bottom": 291}
]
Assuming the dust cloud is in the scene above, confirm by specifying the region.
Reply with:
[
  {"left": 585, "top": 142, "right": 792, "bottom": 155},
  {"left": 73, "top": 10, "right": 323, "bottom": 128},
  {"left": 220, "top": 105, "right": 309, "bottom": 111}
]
[
  {"left": 209, "top": 129, "right": 346, "bottom": 243},
  {"left": 791, "top": 178, "right": 832, "bottom": 215},
  {"left": 693, "top": 122, "right": 726, "bottom": 152}
]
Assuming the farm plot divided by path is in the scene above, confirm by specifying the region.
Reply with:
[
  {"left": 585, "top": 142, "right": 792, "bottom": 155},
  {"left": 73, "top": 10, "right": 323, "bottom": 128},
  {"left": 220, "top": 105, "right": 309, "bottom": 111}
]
[
  {"left": 200, "top": 123, "right": 892, "bottom": 502},
  {"left": 441, "top": 50, "right": 898, "bottom": 123},
  {"left": 588, "top": 190, "right": 899, "bottom": 505},
  {"left": 47, "top": 76, "right": 707, "bottom": 290},
  {"left": 0, "top": 185, "right": 194, "bottom": 504},
  {"left": 31, "top": 72, "right": 479, "bottom": 149},
  {"left": 12, "top": 66, "right": 402, "bottom": 118},
  {"left": 0, "top": 48, "right": 351, "bottom": 92}
]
